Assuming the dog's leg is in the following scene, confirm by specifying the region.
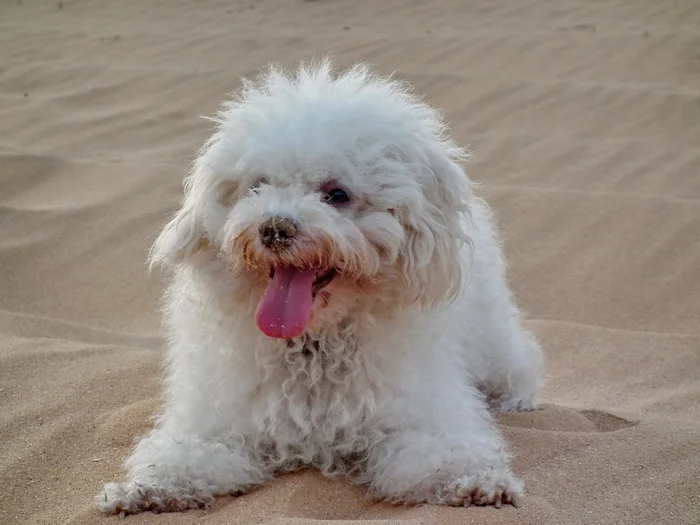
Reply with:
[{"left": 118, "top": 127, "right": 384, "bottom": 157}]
[
  {"left": 97, "top": 334, "right": 270, "bottom": 515},
  {"left": 365, "top": 377, "right": 523, "bottom": 508},
  {"left": 480, "top": 323, "right": 544, "bottom": 413},
  {"left": 461, "top": 200, "right": 545, "bottom": 413},
  {"left": 97, "top": 429, "right": 270, "bottom": 516}
]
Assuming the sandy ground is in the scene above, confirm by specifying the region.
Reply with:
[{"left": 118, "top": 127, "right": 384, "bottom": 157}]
[{"left": 1, "top": 1, "right": 699, "bottom": 524}]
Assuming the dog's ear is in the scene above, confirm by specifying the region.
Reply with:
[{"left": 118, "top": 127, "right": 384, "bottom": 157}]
[
  {"left": 149, "top": 164, "right": 232, "bottom": 269},
  {"left": 398, "top": 150, "right": 472, "bottom": 307},
  {"left": 149, "top": 201, "right": 206, "bottom": 270}
]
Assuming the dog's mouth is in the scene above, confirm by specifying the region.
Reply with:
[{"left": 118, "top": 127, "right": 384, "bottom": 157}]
[
  {"left": 255, "top": 265, "right": 337, "bottom": 339},
  {"left": 268, "top": 267, "right": 337, "bottom": 296}
]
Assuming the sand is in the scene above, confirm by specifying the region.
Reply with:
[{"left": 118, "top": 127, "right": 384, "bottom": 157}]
[{"left": 1, "top": 0, "right": 699, "bottom": 524}]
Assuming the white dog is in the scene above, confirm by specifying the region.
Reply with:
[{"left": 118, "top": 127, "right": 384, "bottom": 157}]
[{"left": 98, "top": 59, "right": 544, "bottom": 516}]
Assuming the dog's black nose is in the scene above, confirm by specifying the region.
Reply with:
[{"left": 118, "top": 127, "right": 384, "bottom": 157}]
[{"left": 259, "top": 216, "right": 297, "bottom": 249}]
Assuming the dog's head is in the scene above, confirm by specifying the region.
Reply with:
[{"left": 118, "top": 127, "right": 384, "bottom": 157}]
[{"left": 150, "top": 60, "right": 472, "bottom": 339}]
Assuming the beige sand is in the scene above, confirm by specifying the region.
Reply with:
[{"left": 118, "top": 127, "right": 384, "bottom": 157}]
[{"left": 1, "top": 1, "right": 699, "bottom": 524}]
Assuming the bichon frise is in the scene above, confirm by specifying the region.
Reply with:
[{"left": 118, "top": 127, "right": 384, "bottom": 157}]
[{"left": 98, "top": 59, "right": 544, "bottom": 516}]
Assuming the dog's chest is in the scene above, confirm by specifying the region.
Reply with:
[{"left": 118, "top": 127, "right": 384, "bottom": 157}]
[
  {"left": 281, "top": 336, "right": 355, "bottom": 402},
  {"left": 260, "top": 335, "right": 374, "bottom": 453}
]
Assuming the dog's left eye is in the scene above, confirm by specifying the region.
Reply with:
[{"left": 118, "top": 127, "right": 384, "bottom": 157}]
[
  {"left": 324, "top": 188, "right": 350, "bottom": 205},
  {"left": 249, "top": 177, "right": 268, "bottom": 193}
]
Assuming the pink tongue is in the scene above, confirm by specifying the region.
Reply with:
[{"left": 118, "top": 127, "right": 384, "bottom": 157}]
[{"left": 255, "top": 265, "right": 316, "bottom": 339}]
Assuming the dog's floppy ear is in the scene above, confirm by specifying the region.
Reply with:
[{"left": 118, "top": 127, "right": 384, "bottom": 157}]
[
  {"left": 149, "top": 181, "right": 207, "bottom": 269},
  {"left": 149, "top": 204, "right": 205, "bottom": 270},
  {"left": 149, "top": 163, "right": 230, "bottom": 269},
  {"left": 398, "top": 149, "right": 472, "bottom": 307}
]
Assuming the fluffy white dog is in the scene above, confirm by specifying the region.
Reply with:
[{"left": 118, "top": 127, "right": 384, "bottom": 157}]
[{"left": 98, "top": 59, "right": 544, "bottom": 516}]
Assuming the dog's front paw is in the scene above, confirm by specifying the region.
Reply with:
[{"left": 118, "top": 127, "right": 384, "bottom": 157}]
[
  {"left": 421, "top": 470, "right": 523, "bottom": 508},
  {"left": 97, "top": 481, "right": 215, "bottom": 516}
]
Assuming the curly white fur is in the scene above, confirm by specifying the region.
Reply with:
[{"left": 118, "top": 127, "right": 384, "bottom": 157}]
[{"left": 97, "top": 58, "right": 544, "bottom": 516}]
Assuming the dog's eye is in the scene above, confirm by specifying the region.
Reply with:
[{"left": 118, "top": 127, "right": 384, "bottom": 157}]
[
  {"left": 324, "top": 188, "right": 350, "bottom": 205},
  {"left": 249, "top": 177, "right": 268, "bottom": 193},
  {"left": 250, "top": 177, "right": 268, "bottom": 190}
]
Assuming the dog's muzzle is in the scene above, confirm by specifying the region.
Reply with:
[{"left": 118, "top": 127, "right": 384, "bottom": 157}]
[{"left": 259, "top": 216, "right": 297, "bottom": 250}]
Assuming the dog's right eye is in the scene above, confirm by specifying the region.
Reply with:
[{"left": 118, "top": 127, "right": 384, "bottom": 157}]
[
  {"left": 324, "top": 188, "right": 351, "bottom": 205},
  {"left": 249, "top": 177, "right": 268, "bottom": 193}
]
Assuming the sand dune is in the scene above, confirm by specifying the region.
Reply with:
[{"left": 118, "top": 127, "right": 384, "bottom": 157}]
[{"left": 1, "top": 1, "right": 698, "bottom": 524}]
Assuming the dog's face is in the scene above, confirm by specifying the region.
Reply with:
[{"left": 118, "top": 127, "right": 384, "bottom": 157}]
[{"left": 150, "top": 61, "right": 472, "bottom": 339}]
